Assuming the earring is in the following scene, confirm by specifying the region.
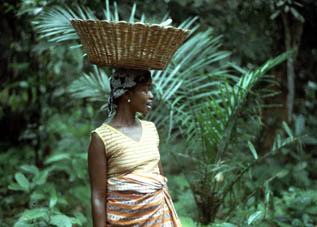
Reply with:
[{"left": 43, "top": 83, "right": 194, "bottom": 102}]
[{"left": 128, "top": 98, "right": 131, "bottom": 103}]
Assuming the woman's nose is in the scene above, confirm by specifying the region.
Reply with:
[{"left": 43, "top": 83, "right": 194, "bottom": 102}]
[{"left": 148, "top": 91, "right": 154, "bottom": 99}]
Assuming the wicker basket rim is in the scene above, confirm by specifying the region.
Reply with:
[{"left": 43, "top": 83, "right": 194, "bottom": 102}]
[{"left": 70, "top": 19, "right": 191, "bottom": 33}]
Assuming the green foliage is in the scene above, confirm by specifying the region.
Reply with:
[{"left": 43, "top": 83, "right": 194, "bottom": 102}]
[
  {"left": 274, "top": 187, "right": 317, "bottom": 225},
  {"left": 180, "top": 216, "right": 198, "bottom": 226},
  {"left": 168, "top": 0, "right": 278, "bottom": 64},
  {"left": 168, "top": 175, "right": 198, "bottom": 220},
  {"left": 1, "top": 107, "right": 94, "bottom": 226},
  {"left": 1, "top": 0, "right": 317, "bottom": 226},
  {"left": 13, "top": 208, "right": 78, "bottom": 227}
]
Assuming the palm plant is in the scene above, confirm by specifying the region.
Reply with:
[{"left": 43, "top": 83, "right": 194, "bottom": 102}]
[{"left": 176, "top": 51, "right": 296, "bottom": 224}]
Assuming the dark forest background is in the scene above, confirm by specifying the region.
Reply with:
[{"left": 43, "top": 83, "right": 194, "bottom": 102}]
[{"left": 1, "top": 0, "right": 317, "bottom": 226}]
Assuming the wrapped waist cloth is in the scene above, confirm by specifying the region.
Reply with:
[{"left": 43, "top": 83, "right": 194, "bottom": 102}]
[{"left": 106, "top": 173, "right": 182, "bottom": 227}]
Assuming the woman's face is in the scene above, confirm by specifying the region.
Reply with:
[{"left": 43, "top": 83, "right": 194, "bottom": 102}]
[{"left": 130, "top": 80, "right": 153, "bottom": 115}]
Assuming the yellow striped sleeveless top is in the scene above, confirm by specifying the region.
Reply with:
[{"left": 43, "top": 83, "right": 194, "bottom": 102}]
[{"left": 92, "top": 120, "right": 160, "bottom": 178}]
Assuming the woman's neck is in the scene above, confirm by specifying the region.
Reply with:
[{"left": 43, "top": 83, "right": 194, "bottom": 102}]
[{"left": 110, "top": 104, "right": 138, "bottom": 127}]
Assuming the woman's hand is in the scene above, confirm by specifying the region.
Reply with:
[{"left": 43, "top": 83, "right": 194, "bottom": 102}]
[{"left": 88, "top": 133, "right": 107, "bottom": 227}]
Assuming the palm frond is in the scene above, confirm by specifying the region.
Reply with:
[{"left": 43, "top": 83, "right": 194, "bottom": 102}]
[
  {"left": 196, "top": 51, "right": 293, "bottom": 161},
  {"left": 34, "top": 6, "right": 96, "bottom": 44},
  {"left": 34, "top": 0, "right": 168, "bottom": 46},
  {"left": 67, "top": 66, "right": 110, "bottom": 103},
  {"left": 147, "top": 25, "right": 232, "bottom": 140}
]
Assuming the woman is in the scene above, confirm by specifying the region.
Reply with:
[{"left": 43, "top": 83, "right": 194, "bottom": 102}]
[{"left": 88, "top": 69, "right": 181, "bottom": 227}]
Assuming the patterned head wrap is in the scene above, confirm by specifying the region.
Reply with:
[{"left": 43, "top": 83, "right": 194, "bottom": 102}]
[{"left": 108, "top": 69, "right": 151, "bottom": 117}]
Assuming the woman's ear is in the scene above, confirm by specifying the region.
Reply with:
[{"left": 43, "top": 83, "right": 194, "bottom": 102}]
[
  {"left": 126, "top": 90, "right": 134, "bottom": 99},
  {"left": 121, "top": 92, "right": 131, "bottom": 103}
]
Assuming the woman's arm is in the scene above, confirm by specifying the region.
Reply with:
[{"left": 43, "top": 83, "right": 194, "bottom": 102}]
[
  {"left": 88, "top": 133, "right": 107, "bottom": 227},
  {"left": 158, "top": 160, "right": 164, "bottom": 176}
]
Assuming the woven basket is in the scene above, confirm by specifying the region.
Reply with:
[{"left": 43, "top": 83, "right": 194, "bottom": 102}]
[{"left": 70, "top": 19, "right": 190, "bottom": 70}]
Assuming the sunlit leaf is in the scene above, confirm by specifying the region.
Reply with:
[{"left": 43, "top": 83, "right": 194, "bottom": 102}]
[
  {"left": 33, "top": 170, "right": 49, "bottom": 185},
  {"left": 49, "top": 186, "right": 58, "bottom": 208},
  {"left": 50, "top": 215, "right": 72, "bottom": 227},
  {"left": 247, "top": 210, "right": 263, "bottom": 225},
  {"left": 16, "top": 208, "right": 48, "bottom": 222},
  {"left": 15, "top": 172, "right": 30, "bottom": 192},
  {"left": 282, "top": 121, "right": 294, "bottom": 138},
  {"left": 45, "top": 153, "right": 71, "bottom": 164},
  {"left": 20, "top": 165, "right": 39, "bottom": 175},
  {"left": 270, "top": 10, "right": 280, "bottom": 20},
  {"left": 248, "top": 141, "right": 258, "bottom": 160}
]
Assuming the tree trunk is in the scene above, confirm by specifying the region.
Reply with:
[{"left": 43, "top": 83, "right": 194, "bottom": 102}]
[{"left": 281, "top": 12, "right": 304, "bottom": 122}]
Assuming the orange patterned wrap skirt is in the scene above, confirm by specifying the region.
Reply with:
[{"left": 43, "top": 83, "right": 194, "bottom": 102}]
[{"left": 106, "top": 173, "right": 182, "bottom": 227}]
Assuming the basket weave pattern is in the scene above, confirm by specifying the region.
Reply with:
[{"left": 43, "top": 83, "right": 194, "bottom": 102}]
[{"left": 71, "top": 19, "right": 190, "bottom": 70}]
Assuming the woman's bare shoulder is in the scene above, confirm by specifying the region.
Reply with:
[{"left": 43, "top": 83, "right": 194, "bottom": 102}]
[{"left": 89, "top": 132, "right": 105, "bottom": 153}]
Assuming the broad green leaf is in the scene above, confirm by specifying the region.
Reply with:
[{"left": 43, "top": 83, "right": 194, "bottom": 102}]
[
  {"left": 70, "top": 217, "right": 82, "bottom": 225},
  {"left": 276, "top": 169, "right": 289, "bottom": 178},
  {"left": 15, "top": 172, "right": 30, "bottom": 192},
  {"left": 8, "top": 183, "right": 25, "bottom": 191},
  {"left": 302, "top": 136, "right": 317, "bottom": 145},
  {"left": 73, "top": 211, "right": 86, "bottom": 225},
  {"left": 294, "top": 161, "right": 307, "bottom": 171},
  {"left": 14, "top": 221, "right": 32, "bottom": 227},
  {"left": 248, "top": 141, "right": 258, "bottom": 160},
  {"left": 270, "top": 10, "right": 281, "bottom": 20},
  {"left": 247, "top": 210, "right": 263, "bottom": 225},
  {"left": 50, "top": 215, "right": 72, "bottom": 227},
  {"left": 247, "top": 197, "right": 255, "bottom": 206},
  {"left": 212, "top": 223, "right": 237, "bottom": 227},
  {"left": 33, "top": 170, "right": 49, "bottom": 185},
  {"left": 30, "top": 191, "right": 46, "bottom": 201},
  {"left": 45, "top": 153, "right": 71, "bottom": 164},
  {"left": 49, "top": 186, "right": 57, "bottom": 208},
  {"left": 282, "top": 121, "right": 294, "bottom": 138},
  {"left": 18, "top": 208, "right": 48, "bottom": 221},
  {"left": 277, "top": 0, "right": 285, "bottom": 7},
  {"left": 20, "top": 165, "right": 39, "bottom": 175}
]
